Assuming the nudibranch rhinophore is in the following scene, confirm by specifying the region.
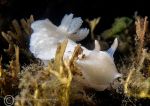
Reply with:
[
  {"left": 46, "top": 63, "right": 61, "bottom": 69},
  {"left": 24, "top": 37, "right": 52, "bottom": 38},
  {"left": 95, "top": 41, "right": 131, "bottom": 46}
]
[{"left": 29, "top": 13, "right": 122, "bottom": 91}]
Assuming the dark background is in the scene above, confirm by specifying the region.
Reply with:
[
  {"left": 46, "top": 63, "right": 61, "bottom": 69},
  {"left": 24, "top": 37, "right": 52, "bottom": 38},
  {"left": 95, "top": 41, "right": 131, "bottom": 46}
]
[
  {"left": 0, "top": 0, "right": 148, "bottom": 56},
  {"left": 0, "top": 0, "right": 149, "bottom": 28}
]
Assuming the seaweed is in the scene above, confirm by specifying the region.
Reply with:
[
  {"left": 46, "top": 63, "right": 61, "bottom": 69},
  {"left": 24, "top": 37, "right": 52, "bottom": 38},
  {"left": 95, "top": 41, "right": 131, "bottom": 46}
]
[
  {"left": 0, "top": 46, "right": 20, "bottom": 96},
  {"left": 124, "top": 16, "right": 150, "bottom": 98},
  {"left": 14, "top": 40, "right": 95, "bottom": 106},
  {"left": 1, "top": 15, "right": 34, "bottom": 64},
  {"left": 1, "top": 14, "right": 150, "bottom": 106}
]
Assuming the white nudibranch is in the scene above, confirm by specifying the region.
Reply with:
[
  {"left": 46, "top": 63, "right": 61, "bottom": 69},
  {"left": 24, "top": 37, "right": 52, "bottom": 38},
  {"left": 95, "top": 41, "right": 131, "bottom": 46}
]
[{"left": 29, "top": 13, "right": 122, "bottom": 91}]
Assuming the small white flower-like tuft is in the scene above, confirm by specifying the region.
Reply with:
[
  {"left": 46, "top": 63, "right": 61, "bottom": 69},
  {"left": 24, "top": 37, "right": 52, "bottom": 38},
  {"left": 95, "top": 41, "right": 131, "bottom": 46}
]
[
  {"left": 58, "top": 13, "right": 89, "bottom": 41},
  {"left": 30, "top": 13, "right": 89, "bottom": 60}
]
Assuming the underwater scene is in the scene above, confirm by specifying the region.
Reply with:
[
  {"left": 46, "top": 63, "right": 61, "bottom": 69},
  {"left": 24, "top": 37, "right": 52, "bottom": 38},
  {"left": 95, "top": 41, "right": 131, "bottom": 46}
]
[{"left": 0, "top": 0, "right": 150, "bottom": 106}]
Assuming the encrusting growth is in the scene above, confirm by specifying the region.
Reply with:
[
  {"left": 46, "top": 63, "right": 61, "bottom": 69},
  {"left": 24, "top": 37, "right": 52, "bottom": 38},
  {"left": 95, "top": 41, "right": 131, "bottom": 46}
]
[
  {"left": 124, "top": 16, "right": 150, "bottom": 98},
  {"left": 15, "top": 40, "right": 83, "bottom": 106}
]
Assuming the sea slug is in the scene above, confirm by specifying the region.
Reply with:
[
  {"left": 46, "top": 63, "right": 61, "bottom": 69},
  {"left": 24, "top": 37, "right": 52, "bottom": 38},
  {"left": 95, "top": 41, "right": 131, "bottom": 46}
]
[{"left": 29, "top": 13, "right": 122, "bottom": 91}]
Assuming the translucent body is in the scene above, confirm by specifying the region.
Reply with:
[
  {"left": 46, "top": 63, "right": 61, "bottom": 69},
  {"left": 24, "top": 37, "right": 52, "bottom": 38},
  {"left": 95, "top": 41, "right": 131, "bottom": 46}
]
[{"left": 29, "top": 13, "right": 122, "bottom": 91}]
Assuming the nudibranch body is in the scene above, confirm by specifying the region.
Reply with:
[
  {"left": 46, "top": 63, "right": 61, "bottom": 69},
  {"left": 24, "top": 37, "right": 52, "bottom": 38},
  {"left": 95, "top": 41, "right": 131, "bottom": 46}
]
[
  {"left": 30, "top": 14, "right": 89, "bottom": 61},
  {"left": 29, "top": 13, "right": 122, "bottom": 91}
]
